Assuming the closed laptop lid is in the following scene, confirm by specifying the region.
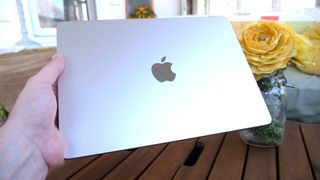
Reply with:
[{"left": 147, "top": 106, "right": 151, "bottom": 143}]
[{"left": 57, "top": 16, "right": 271, "bottom": 158}]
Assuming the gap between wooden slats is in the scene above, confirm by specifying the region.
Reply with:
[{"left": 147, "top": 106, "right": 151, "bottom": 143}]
[
  {"left": 46, "top": 155, "right": 100, "bottom": 180},
  {"left": 243, "top": 146, "right": 277, "bottom": 180},
  {"left": 69, "top": 150, "right": 132, "bottom": 180},
  {"left": 103, "top": 144, "right": 168, "bottom": 179},
  {"left": 138, "top": 138, "right": 198, "bottom": 179},
  {"left": 300, "top": 122, "right": 320, "bottom": 180},
  {"left": 207, "top": 131, "right": 247, "bottom": 180},
  {"left": 278, "top": 121, "right": 313, "bottom": 180}
]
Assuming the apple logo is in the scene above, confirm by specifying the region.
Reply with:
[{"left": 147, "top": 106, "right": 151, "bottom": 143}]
[{"left": 151, "top": 56, "right": 176, "bottom": 82}]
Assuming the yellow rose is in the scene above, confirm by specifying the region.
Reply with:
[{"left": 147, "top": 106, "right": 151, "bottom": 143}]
[
  {"left": 303, "top": 23, "right": 320, "bottom": 40},
  {"left": 239, "top": 21, "right": 296, "bottom": 76},
  {"left": 291, "top": 24, "right": 320, "bottom": 75}
]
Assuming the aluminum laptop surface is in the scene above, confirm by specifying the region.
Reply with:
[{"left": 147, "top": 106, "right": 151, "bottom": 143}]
[{"left": 57, "top": 17, "right": 271, "bottom": 158}]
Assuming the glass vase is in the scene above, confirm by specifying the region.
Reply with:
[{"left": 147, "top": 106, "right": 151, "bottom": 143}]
[{"left": 240, "top": 70, "right": 287, "bottom": 147}]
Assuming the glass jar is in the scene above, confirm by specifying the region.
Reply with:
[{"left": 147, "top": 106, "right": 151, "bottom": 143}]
[{"left": 240, "top": 70, "right": 287, "bottom": 147}]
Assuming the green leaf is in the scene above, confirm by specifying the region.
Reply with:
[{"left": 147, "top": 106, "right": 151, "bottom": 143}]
[{"left": 0, "top": 104, "right": 9, "bottom": 120}]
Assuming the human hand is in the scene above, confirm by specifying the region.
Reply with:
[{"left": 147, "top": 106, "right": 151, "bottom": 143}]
[{"left": 3, "top": 54, "right": 65, "bottom": 171}]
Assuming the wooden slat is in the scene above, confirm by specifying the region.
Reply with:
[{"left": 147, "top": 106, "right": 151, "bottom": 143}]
[
  {"left": 300, "top": 123, "right": 320, "bottom": 179},
  {"left": 139, "top": 138, "right": 197, "bottom": 179},
  {"left": 278, "top": 121, "right": 313, "bottom": 180},
  {"left": 0, "top": 48, "right": 55, "bottom": 111},
  {"left": 104, "top": 144, "right": 167, "bottom": 179},
  {"left": 244, "top": 147, "right": 277, "bottom": 180},
  {"left": 70, "top": 150, "right": 132, "bottom": 180},
  {"left": 46, "top": 155, "right": 99, "bottom": 180},
  {"left": 173, "top": 134, "right": 225, "bottom": 180},
  {"left": 44, "top": 122, "right": 320, "bottom": 179},
  {"left": 207, "top": 131, "right": 247, "bottom": 180}
]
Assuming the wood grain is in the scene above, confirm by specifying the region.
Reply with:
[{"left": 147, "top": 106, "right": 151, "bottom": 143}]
[
  {"left": 208, "top": 131, "right": 247, "bottom": 180},
  {"left": 243, "top": 147, "right": 277, "bottom": 180},
  {"left": 70, "top": 150, "right": 132, "bottom": 180},
  {"left": 104, "top": 144, "right": 167, "bottom": 179},
  {"left": 300, "top": 123, "right": 320, "bottom": 179},
  {"left": 139, "top": 138, "right": 197, "bottom": 180},
  {"left": 46, "top": 155, "right": 99, "bottom": 180},
  {"left": 278, "top": 122, "right": 313, "bottom": 180}
]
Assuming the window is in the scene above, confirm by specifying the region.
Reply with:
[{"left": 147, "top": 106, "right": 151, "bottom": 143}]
[
  {"left": 208, "top": 0, "right": 317, "bottom": 16},
  {"left": 281, "top": 0, "right": 316, "bottom": 10}
]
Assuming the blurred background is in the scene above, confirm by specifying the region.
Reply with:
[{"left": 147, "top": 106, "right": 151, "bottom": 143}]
[{"left": 0, "top": 0, "right": 319, "bottom": 52}]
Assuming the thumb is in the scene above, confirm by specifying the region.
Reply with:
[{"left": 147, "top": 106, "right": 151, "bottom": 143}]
[{"left": 34, "top": 54, "right": 65, "bottom": 85}]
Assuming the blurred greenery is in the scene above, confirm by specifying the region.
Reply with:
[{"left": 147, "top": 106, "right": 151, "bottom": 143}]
[{"left": 0, "top": 103, "right": 8, "bottom": 121}]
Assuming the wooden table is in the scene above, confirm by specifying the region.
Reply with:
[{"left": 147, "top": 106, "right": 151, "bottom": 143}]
[
  {"left": 1, "top": 49, "right": 319, "bottom": 180},
  {"left": 46, "top": 121, "right": 320, "bottom": 180}
]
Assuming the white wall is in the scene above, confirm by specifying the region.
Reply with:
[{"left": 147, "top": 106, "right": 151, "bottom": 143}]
[
  {"left": 95, "top": 0, "right": 126, "bottom": 20},
  {"left": 153, "top": 0, "right": 181, "bottom": 17},
  {"left": 0, "top": 0, "right": 20, "bottom": 49},
  {"left": 0, "top": 0, "right": 14, "bottom": 21}
]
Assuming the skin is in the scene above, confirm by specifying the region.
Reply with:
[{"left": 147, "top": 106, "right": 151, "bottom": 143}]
[{"left": 0, "top": 54, "right": 65, "bottom": 179}]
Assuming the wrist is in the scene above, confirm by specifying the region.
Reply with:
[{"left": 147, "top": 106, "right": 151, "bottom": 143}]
[{"left": 0, "top": 121, "right": 48, "bottom": 179}]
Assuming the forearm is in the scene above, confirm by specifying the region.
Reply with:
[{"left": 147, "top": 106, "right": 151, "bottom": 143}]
[{"left": 0, "top": 122, "right": 48, "bottom": 180}]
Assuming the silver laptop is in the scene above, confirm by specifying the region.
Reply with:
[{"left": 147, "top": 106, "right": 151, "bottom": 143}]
[{"left": 57, "top": 16, "right": 271, "bottom": 159}]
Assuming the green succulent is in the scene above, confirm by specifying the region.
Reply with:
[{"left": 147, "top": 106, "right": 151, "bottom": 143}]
[
  {"left": 252, "top": 120, "right": 284, "bottom": 145},
  {"left": 0, "top": 104, "right": 9, "bottom": 126}
]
